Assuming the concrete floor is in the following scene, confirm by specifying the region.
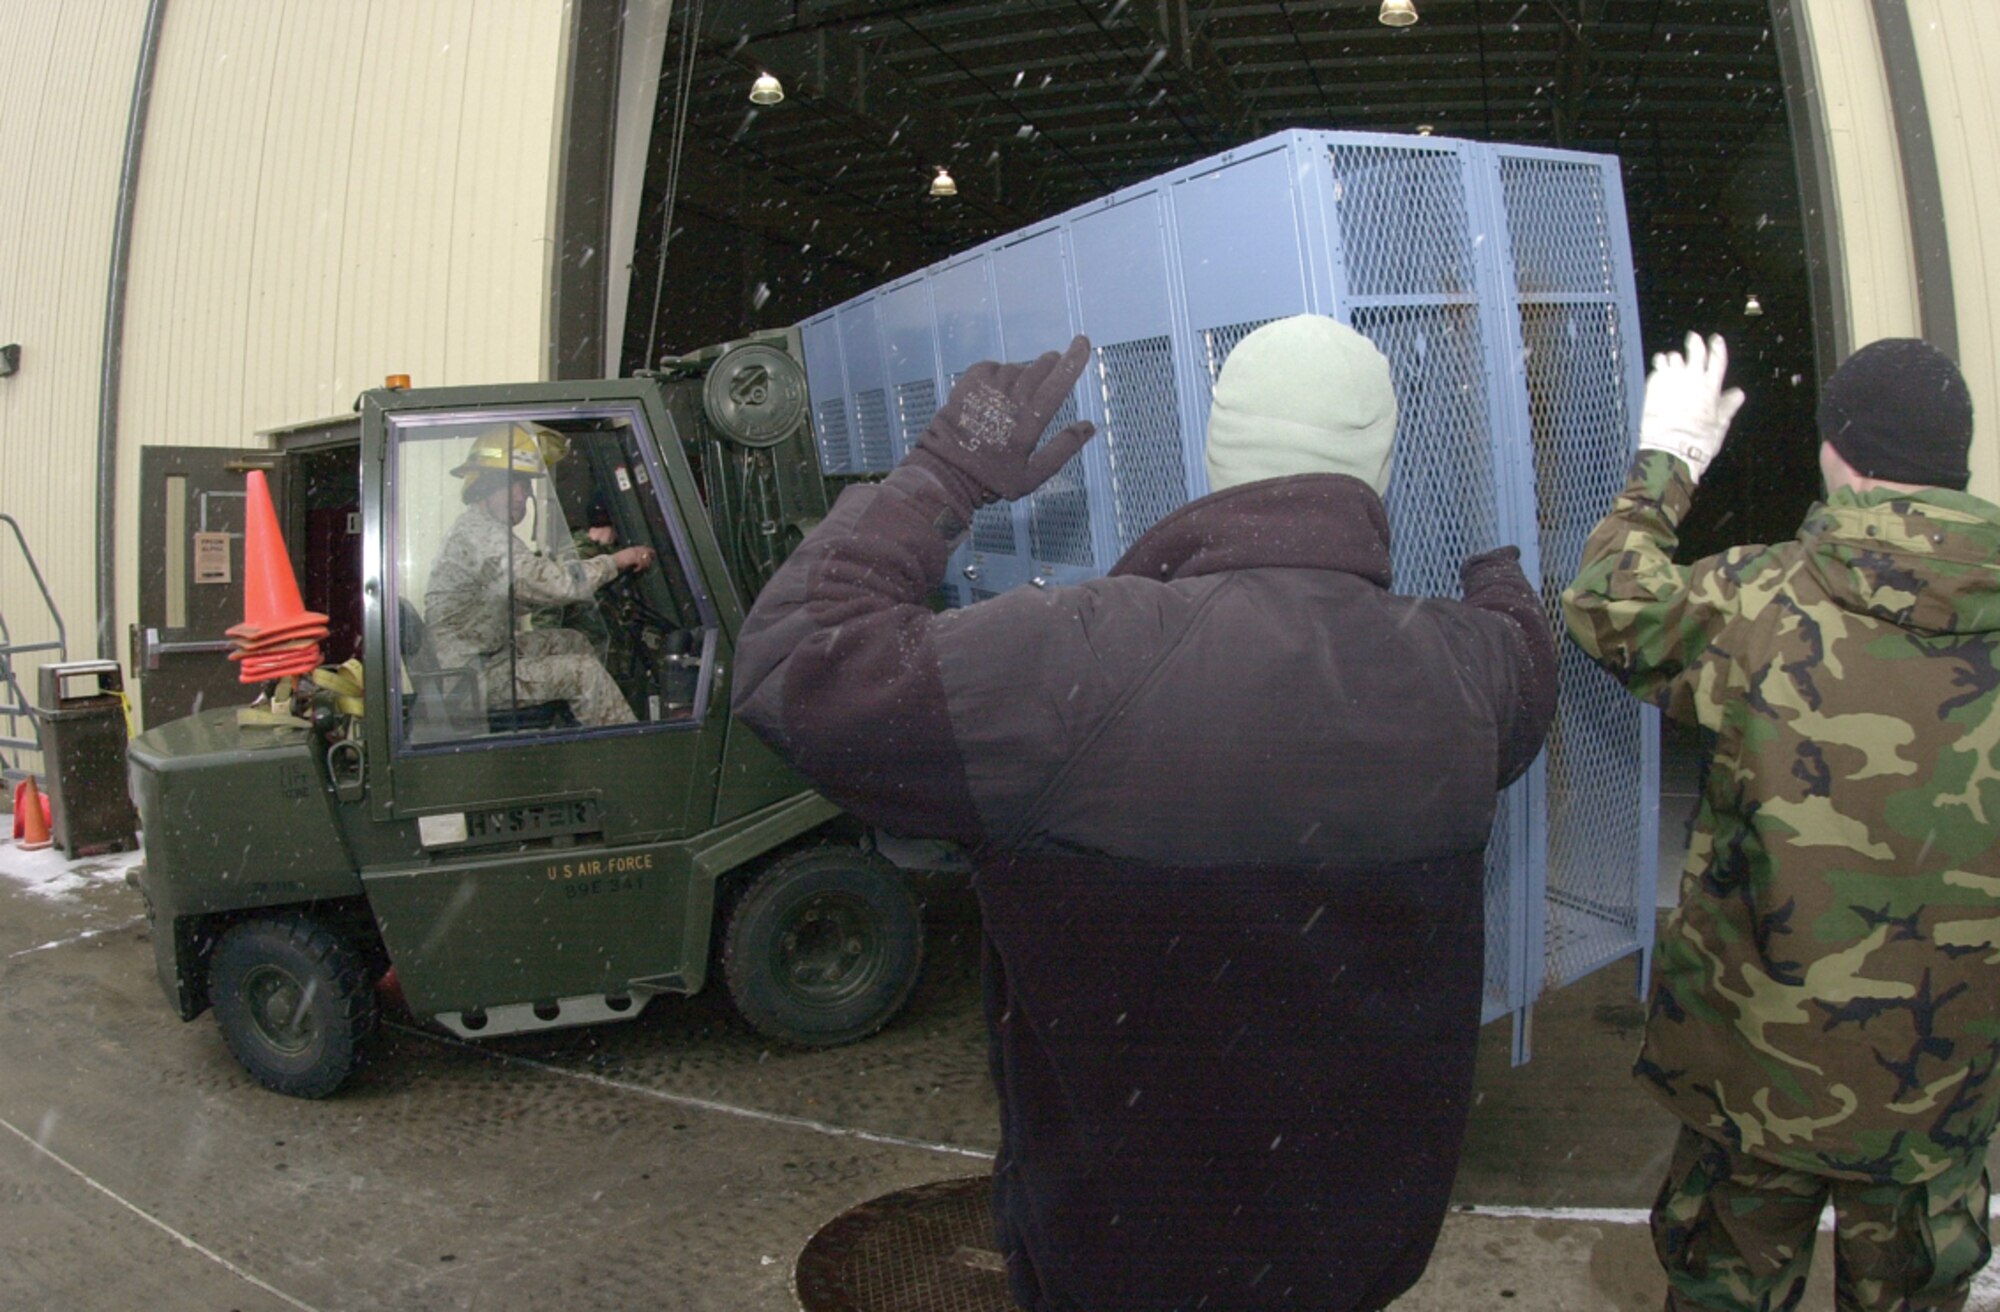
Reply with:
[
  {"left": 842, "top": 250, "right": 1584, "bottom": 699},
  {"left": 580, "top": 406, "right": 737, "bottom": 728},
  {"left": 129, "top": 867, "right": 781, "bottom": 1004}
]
[{"left": 4, "top": 740, "right": 1996, "bottom": 1312}]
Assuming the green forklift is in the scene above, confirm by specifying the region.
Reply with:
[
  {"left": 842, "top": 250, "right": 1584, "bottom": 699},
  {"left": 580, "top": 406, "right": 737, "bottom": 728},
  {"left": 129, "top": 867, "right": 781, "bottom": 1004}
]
[{"left": 128, "top": 331, "right": 942, "bottom": 1098}]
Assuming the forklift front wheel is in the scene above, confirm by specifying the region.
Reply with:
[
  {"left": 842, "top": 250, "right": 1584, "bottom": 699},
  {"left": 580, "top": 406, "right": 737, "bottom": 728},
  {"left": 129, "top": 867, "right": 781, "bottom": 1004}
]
[
  {"left": 722, "top": 846, "right": 923, "bottom": 1047},
  {"left": 210, "top": 916, "right": 378, "bottom": 1099}
]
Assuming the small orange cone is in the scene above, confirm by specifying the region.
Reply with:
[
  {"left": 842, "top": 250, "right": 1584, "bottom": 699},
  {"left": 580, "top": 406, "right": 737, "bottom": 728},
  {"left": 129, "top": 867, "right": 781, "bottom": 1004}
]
[
  {"left": 12, "top": 778, "right": 51, "bottom": 841},
  {"left": 229, "top": 469, "right": 326, "bottom": 683},
  {"left": 16, "top": 776, "right": 52, "bottom": 851}
]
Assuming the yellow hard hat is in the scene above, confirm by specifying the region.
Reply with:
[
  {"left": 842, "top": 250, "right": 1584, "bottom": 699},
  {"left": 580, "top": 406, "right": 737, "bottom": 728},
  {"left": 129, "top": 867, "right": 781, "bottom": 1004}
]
[{"left": 451, "top": 422, "right": 569, "bottom": 479}]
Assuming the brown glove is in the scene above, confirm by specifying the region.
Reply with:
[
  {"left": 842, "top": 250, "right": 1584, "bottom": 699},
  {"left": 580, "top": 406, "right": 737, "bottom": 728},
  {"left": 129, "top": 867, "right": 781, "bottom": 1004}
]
[{"left": 909, "top": 335, "right": 1097, "bottom": 505}]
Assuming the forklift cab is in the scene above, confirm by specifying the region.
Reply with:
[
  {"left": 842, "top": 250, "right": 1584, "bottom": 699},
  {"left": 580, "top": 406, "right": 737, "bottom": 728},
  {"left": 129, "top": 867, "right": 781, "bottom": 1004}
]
[
  {"left": 382, "top": 404, "right": 717, "bottom": 745},
  {"left": 261, "top": 390, "right": 722, "bottom": 753},
  {"left": 128, "top": 341, "right": 922, "bottom": 1100}
]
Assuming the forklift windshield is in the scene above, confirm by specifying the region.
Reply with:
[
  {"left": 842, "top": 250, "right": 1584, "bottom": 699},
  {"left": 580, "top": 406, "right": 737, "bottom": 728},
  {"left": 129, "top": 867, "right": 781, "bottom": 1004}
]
[{"left": 389, "top": 405, "right": 712, "bottom": 748}]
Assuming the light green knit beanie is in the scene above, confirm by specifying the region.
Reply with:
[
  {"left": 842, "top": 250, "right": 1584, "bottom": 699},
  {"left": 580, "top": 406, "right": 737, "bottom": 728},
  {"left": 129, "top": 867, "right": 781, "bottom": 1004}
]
[{"left": 1203, "top": 315, "right": 1397, "bottom": 495}]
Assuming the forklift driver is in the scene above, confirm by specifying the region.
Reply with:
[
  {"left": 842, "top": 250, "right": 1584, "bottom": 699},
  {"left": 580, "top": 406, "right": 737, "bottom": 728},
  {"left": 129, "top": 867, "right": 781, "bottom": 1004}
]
[
  {"left": 530, "top": 496, "right": 636, "bottom": 687},
  {"left": 423, "top": 422, "right": 654, "bottom": 728}
]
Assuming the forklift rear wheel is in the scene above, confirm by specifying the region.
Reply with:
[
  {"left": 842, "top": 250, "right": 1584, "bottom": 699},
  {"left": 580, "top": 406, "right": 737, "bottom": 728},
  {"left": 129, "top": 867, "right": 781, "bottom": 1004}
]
[
  {"left": 210, "top": 916, "right": 378, "bottom": 1098},
  {"left": 722, "top": 846, "right": 922, "bottom": 1047}
]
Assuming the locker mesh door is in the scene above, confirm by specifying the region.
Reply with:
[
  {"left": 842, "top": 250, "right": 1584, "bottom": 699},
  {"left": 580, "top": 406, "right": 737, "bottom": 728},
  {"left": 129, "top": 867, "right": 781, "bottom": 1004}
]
[
  {"left": 1095, "top": 336, "right": 1189, "bottom": 557},
  {"left": 814, "top": 397, "right": 853, "bottom": 474},
  {"left": 1502, "top": 155, "right": 1618, "bottom": 296},
  {"left": 1028, "top": 394, "right": 1093, "bottom": 565},
  {"left": 1327, "top": 144, "right": 1476, "bottom": 299},
  {"left": 1327, "top": 140, "right": 1525, "bottom": 1022},
  {"left": 893, "top": 378, "right": 938, "bottom": 461},
  {"left": 1502, "top": 152, "right": 1648, "bottom": 988},
  {"left": 854, "top": 388, "right": 895, "bottom": 471},
  {"left": 1360, "top": 305, "right": 1503, "bottom": 596},
  {"left": 1362, "top": 302, "right": 1519, "bottom": 1020}
]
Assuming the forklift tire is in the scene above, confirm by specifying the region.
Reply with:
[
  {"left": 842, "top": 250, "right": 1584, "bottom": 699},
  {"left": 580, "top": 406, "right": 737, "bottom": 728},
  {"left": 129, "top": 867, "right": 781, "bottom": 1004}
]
[
  {"left": 210, "top": 916, "right": 378, "bottom": 1099},
  {"left": 721, "top": 846, "right": 923, "bottom": 1048}
]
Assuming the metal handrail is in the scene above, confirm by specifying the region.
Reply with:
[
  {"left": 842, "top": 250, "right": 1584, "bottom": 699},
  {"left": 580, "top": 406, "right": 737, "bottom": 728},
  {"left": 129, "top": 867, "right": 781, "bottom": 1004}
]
[{"left": 0, "top": 513, "right": 69, "bottom": 767}]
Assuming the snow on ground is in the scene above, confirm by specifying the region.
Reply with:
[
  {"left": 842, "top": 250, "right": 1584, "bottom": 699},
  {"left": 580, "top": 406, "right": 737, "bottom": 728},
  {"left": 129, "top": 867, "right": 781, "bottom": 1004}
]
[{"left": 0, "top": 836, "right": 143, "bottom": 901}]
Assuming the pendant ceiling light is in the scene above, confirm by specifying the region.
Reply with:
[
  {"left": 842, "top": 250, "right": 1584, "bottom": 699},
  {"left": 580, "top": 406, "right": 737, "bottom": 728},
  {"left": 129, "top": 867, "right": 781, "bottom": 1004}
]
[
  {"left": 1379, "top": 0, "right": 1419, "bottom": 26},
  {"left": 930, "top": 167, "right": 958, "bottom": 197},
  {"left": 1744, "top": 292, "right": 1765, "bottom": 317},
  {"left": 749, "top": 71, "right": 784, "bottom": 105}
]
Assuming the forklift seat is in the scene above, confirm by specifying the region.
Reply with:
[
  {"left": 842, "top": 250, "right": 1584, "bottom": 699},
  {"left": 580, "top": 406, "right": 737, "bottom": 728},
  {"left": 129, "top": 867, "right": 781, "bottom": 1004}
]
[
  {"left": 397, "top": 599, "right": 485, "bottom": 742},
  {"left": 396, "top": 600, "right": 576, "bottom": 739}
]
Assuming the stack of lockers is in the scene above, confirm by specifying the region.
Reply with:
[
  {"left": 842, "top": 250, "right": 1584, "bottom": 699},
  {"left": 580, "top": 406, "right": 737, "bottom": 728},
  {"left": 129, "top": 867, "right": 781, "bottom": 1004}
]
[{"left": 797, "top": 129, "right": 1657, "bottom": 1058}]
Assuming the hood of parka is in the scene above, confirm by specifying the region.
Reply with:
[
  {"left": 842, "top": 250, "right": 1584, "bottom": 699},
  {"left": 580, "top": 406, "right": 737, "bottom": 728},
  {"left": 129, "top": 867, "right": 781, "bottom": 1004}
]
[{"left": 1799, "top": 486, "right": 2000, "bottom": 636}]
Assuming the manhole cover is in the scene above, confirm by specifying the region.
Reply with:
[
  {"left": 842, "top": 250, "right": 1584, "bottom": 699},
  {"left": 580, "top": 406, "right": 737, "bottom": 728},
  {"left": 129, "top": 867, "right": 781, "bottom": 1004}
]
[{"left": 795, "top": 1175, "right": 1016, "bottom": 1312}]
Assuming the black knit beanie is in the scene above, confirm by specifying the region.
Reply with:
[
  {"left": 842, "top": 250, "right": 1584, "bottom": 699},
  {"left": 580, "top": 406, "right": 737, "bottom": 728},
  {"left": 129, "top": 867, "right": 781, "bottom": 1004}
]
[{"left": 1818, "top": 338, "right": 1973, "bottom": 490}]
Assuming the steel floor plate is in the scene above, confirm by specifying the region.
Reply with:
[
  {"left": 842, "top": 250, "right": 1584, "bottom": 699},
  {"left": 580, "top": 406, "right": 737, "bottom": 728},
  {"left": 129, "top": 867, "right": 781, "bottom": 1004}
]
[{"left": 795, "top": 1176, "right": 1016, "bottom": 1312}]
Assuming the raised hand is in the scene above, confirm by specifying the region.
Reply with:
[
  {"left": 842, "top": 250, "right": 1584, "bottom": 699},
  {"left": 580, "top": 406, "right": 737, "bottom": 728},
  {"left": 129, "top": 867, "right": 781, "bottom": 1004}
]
[
  {"left": 913, "top": 335, "right": 1098, "bottom": 503},
  {"left": 1636, "top": 332, "right": 1746, "bottom": 485}
]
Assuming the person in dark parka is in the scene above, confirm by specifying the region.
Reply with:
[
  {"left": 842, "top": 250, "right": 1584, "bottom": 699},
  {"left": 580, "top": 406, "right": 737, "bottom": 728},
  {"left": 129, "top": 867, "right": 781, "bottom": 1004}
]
[{"left": 733, "top": 317, "right": 1559, "bottom": 1311}]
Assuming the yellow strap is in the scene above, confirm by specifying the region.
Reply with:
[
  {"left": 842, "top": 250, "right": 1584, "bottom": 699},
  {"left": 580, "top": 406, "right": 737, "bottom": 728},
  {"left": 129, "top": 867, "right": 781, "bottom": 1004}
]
[
  {"left": 308, "top": 659, "right": 366, "bottom": 718},
  {"left": 235, "top": 705, "right": 313, "bottom": 730},
  {"left": 310, "top": 658, "right": 364, "bottom": 696},
  {"left": 236, "top": 677, "right": 311, "bottom": 729},
  {"left": 234, "top": 663, "right": 365, "bottom": 728}
]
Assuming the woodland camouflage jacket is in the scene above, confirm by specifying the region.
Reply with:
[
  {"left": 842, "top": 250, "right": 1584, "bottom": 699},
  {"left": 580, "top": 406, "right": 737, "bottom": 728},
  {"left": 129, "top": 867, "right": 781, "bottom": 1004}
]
[{"left": 1563, "top": 450, "right": 2000, "bottom": 1186}]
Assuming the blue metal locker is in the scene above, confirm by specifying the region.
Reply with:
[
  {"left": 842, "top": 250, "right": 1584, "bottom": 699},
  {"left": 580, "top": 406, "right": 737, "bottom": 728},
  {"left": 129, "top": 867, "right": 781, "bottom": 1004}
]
[{"left": 794, "top": 129, "right": 1656, "bottom": 1056}]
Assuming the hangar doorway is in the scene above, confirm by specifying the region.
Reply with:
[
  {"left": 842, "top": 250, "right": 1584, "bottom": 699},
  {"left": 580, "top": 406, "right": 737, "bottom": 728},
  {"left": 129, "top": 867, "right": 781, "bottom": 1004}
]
[{"left": 620, "top": 0, "right": 1822, "bottom": 558}]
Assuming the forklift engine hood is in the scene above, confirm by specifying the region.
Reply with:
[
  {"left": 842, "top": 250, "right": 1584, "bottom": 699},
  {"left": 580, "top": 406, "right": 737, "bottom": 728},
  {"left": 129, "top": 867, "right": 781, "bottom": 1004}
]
[{"left": 129, "top": 708, "right": 363, "bottom": 1017}]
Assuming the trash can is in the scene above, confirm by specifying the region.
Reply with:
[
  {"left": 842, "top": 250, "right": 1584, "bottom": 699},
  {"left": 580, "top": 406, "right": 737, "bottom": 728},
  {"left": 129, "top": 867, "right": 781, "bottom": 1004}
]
[{"left": 33, "top": 661, "right": 140, "bottom": 856}]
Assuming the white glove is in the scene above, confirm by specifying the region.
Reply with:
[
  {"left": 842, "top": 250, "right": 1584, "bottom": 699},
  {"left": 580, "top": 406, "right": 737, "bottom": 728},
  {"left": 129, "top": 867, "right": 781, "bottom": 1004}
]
[{"left": 1637, "top": 332, "right": 1746, "bottom": 485}]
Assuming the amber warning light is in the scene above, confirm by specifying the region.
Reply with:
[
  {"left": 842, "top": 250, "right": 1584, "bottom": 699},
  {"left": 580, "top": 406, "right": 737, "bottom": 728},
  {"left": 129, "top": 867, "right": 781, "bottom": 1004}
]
[{"left": 385, "top": 374, "right": 411, "bottom": 390}]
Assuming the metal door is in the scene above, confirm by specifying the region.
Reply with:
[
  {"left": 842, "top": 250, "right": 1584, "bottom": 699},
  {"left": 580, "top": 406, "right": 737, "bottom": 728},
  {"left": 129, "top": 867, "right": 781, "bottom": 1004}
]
[
  {"left": 366, "top": 392, "right": 723, "bottom": 829},
  {"left": 133, "top": 447, "right": 283, "bottom": 727},
  {"left": 358, "top": 388, "right": 730, "bottom": 1015}
]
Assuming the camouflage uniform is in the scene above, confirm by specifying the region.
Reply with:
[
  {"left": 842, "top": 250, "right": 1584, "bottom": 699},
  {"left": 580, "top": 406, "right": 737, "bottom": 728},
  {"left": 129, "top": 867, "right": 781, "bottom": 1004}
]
[
  {"left": 1563, "top": 449, "right": 2000, "bottom": 1310},
  {"left": 530, "top": 531, "right": 635, "bottom": 683},
  {"left": 1653, "top": 1123, "right": 1989, "bottom": 1311},
  {"left": 423, "top": 504, "right": 633, "bottom": 726}
]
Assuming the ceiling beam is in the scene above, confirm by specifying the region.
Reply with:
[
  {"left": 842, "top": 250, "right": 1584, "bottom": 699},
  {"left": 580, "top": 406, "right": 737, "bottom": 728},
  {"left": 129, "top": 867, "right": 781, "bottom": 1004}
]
[
  {"left": 666, "top": 140, "right": 938, "bottom": 276},
  {"left": 1104, "top": 0, "right": 1263, "bottom": 142}
]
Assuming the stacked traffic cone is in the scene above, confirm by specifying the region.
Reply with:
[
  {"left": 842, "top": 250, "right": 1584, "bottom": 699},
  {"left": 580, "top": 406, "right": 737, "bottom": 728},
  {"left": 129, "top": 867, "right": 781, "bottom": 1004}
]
[
  {"left": 14, "top": 776, "right": 52, "bottom": 851},
  {"left": 225, "top": 470, "right": 328, "bottom": 683}
]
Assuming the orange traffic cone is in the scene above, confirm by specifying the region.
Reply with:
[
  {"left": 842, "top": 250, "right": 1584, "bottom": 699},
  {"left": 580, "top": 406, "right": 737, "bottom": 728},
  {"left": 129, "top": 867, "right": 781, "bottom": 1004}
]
[
  {"left": 12, "top": 779, "right": 50, "bottom": 840},
  {"left": 16, "top": 776, "right": 52, "bottom": 851},
  {"left": 227, "top": 469, "right": 327, "bottom": 638},
  {"left": 226, "top": 469, "right": 327, "bottom": 683}
]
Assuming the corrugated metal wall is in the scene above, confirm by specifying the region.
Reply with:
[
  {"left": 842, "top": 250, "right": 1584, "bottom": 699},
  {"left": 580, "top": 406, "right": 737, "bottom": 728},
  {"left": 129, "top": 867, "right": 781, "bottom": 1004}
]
[
  {"left": 0, "top": 0, "right": 572, "bottom": 751},
  {"left": 111, "top": 0, "right": 571, "bottom": 686},
  {"left": 1800, "top": 0, "right": 2000, "bottom": 502},
  {"left": 1908, "top": 0, "right": 2000, "bottom": 503},
  {"left": 0, "top": 0, "right": 152, "bottom": 772},
  {"left": 1799, "top": 0, "right": 1924, "bottom": 345}
]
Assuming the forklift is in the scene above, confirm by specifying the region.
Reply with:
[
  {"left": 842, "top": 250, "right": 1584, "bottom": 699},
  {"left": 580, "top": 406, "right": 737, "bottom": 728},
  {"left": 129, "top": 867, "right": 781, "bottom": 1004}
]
[{"left": 128, "top": 331, "right": 943, "bottom": 1098}]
